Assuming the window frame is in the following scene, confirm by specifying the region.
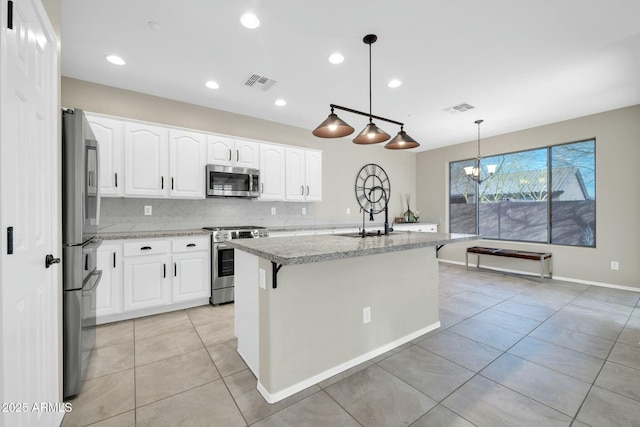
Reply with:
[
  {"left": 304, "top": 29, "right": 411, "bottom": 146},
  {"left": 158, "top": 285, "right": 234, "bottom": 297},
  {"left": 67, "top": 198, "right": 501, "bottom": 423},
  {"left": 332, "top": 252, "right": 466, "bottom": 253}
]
[{"left": 448, "top": 138, "right": 596, "bottom": 248}]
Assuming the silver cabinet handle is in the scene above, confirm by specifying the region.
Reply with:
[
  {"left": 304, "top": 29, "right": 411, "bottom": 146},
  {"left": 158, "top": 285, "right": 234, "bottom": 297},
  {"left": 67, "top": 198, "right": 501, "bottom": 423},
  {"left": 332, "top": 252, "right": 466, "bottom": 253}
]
[
  {"left": 300, "top": 185, "right": 304, "bottom": 195},
  {"left": 261, "top": 183, "right": 264, "bottom": 194},
  {"left": 228, "top": 149, "right": 232, "bottom": 161},
  {"left": 307, "top": 185, "right": 309, "bottom": 196},
  {"left": 236, "top": 150, "right": 239, "bottom": 162}
]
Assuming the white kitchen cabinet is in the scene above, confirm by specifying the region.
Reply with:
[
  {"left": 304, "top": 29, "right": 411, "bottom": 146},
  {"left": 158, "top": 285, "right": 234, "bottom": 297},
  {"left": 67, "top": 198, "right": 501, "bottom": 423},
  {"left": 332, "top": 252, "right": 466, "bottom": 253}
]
[
  {"left": 169, "top": 129, "right": 207, "bottom": 198},
  {"left": 304, "top": 150, "right": 322, "bottom": 201},
  {"left": 171, "top": 236, "right": 210, "bottom": 303},
  {"left": 393, "top": 223, "right": 438, "bottom": 232},
  {"left": 285, "top": 147, "right": 306, "bottom": 201},
  {"left": 285, "top": 148, "right": 322, "bottom": 201},
  {"left": 259, "top": 143, "right": 286, "bottom": 200},
  {"left": 87, "top": 113, "right": 124, "bottom": 197},
  {"left": 123, "top": 240, "right": 171, "bottom": 311},
  {"left": 124, "top": 122, "right": 168, "bottom": 197},
  {"left": 97, "top": 236, "right": 209, "bottom": 323},
  {"left": 96, "top": 242, "right": 123, "bottom": 318},
  {"left": 207, "top": 135, "right": 260, "bottom": 169}
]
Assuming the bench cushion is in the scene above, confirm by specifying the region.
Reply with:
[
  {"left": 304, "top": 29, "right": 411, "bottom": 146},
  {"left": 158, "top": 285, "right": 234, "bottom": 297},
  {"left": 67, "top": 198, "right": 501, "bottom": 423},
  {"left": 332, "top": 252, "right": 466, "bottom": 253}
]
[{"left": 466, "top": 246, "right": 552, "bottom": 261}]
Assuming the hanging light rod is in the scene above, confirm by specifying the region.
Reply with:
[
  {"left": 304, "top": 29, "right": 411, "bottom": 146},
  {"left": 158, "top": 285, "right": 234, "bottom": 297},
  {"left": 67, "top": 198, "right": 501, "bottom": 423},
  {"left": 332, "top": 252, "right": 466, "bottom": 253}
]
[
  {"left": 312, "top": 34, "right": 420, "bottom": 150},
  {"left": 328, "top": 104, "right": 404, "bottom": 127},
  {"left": 464, "top": 119, "right": 497, "bottom": 184}
]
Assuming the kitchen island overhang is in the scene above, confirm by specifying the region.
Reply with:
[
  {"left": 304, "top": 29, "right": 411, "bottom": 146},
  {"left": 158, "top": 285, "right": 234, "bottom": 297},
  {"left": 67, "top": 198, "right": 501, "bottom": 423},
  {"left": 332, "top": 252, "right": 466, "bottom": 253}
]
[{"left": 228, "top": 232, "right": 477, "bottom": 404}]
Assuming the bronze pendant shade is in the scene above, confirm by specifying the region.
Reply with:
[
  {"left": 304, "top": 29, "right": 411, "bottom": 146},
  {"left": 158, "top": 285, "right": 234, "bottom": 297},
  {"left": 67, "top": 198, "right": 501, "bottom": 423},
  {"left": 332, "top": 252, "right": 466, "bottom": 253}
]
[{"left": 312, "top": 34, "right": 419, "bottom": 150}]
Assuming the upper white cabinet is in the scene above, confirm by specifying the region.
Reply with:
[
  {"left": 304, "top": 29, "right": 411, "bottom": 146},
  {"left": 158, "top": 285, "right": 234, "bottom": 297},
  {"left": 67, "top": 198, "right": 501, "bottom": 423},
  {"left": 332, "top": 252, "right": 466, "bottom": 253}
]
[
  {"left": 87, "top": 114, "right": 124, "bottom": 197},
  {"left": 304, "top": 150, "right": 323, "bottom": 202},
  {"left": 86, "top": 112, "right": 321, "bottom": 202},
  {"left": 285, "top": 148, "right": 322, "bottom": 201},
  {"left": 207, "top": 135, "right": 260, "bottom": 169},
  {"left": 124, "top": 122, "right": 168, "bottom": 197},
  {"left": 169, "top": 129, "right": 207, "bottom": 198},
  {"left": 259, "top": 144, "right": 286, "bottom": 200}
]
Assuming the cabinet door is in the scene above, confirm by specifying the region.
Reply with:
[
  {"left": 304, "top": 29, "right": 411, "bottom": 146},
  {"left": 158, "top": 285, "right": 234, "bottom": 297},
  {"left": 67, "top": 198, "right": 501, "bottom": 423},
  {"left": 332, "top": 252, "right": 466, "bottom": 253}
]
[
  {"left": 169, "top": 129, "right": 206, "bottom": 199},
  {"left": 123, "top": 254, "right": 171, "bottom": 311},
  {"left": 259, "top": 144, "right": 286, "bottom": 200},
  {"left": 124, "top": 122, "right": 168, "bottom": 197},
  {"left": 87, "top": 114, "right": 124, "bottom": 197},
  {"left": 285, "top": 147, "right": 306, "bottom": 201},
  {"left": 235, "top": 139, "right": 260, "bottom": 169},
  {"left": 207, "top": 135, "right": 234, "bottom": 166},
  {"left": 305, "top": 150, "right": 323, "bottom": 201},
  {"left": 96, "top": 242, "right": 123, "bottom": 318},
  {"left": 172, "top": 251, "right": 210, "bottom": 303}
]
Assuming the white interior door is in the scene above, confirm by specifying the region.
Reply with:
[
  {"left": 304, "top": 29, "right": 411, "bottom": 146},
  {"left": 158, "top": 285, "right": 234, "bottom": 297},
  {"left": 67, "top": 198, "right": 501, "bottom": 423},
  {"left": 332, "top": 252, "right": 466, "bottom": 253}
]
[{"left": 0, "top": 0, "right": 60, "bottom": 426}]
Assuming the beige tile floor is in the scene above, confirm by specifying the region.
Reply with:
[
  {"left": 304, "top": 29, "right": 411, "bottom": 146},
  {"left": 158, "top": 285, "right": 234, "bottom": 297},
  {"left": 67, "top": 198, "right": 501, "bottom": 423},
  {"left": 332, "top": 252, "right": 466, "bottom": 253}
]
[{"left": 62, "top": 264, "right": 640, "bottom": 427}]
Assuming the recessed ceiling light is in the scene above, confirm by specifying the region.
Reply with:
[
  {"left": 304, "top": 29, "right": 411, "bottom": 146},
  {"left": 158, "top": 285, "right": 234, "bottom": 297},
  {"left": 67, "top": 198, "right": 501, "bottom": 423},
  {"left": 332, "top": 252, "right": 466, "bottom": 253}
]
[
  {"left": 105, "top": 55, "right": 125, "bottom": 66},
  {"left": 387, "top": 79, "right": 402, "bottom": 88},
  {"left": 275, "top": 99, "right": 286, "bottom": 107},
  {"left": 328, "top": 53, "right": 344, "bottom": 64},
  {"left": 240, "top": 13, "right": 260, "bottom": 29},
  {"left": 205, "top": 80, "right": 220, "bottom": 90},
  {"left": 147, "top": 21, "right": 160, "bottom": 30}
]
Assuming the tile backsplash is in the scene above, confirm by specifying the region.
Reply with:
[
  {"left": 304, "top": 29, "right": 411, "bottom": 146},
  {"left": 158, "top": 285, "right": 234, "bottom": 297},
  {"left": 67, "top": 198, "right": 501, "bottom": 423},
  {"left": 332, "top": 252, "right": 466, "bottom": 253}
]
[{"left": 98, "top": 197, "right": 323, "bottom": 232}]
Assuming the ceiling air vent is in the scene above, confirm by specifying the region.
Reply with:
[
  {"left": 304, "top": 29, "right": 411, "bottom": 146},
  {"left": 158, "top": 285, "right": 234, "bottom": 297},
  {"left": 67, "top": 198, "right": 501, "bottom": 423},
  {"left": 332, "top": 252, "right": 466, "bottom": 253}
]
[
  {"left": 443, "top": 102, "right": 475, "bottom": 114},
  {"left": 243, "top": 73, "right": 277, "bottom": 91}
]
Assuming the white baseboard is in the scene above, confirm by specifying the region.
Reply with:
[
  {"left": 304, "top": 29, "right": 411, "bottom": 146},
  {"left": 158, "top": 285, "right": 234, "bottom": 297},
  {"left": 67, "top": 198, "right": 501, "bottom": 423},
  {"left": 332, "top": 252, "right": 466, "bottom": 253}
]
[
  {"left": 96, "top": 298, "right": 210, "bottom": 324},
  {"left": 256, "top": 321, "right": 441, "bottom": 404},
  {"left": 439, "top": 259, "right": 640, "bottom": 293}
]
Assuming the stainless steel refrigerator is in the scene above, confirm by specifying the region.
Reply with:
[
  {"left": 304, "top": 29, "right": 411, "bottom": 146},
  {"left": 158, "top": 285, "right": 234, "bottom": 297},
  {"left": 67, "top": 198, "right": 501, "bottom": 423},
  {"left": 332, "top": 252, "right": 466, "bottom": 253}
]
[{"left": 62, "top": 108, "right": 102, "bottom": 399}]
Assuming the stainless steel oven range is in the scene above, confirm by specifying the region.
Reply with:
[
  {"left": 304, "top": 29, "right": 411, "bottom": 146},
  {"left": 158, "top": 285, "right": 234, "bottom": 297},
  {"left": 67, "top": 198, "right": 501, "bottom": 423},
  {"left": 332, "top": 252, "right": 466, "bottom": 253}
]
[{"left": 203, "top": 226, "right": 269, "bottom": 305}]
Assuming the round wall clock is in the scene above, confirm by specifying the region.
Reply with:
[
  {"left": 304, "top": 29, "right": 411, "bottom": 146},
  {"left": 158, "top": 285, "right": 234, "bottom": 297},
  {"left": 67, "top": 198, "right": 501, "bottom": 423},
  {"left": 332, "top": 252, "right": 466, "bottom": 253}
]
[{"left": 355, "top": 163, "right": 391, "bottom": 214}]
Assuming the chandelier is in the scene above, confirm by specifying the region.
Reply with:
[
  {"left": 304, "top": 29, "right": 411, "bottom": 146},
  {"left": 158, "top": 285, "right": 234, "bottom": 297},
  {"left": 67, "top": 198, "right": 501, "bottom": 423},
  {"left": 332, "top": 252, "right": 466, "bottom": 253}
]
[
  {"left": 312, "top": 34, "right": 419, "bottom": 150},
  {"left": 464, "top": 119, "right": 497, "bottom": 184}
]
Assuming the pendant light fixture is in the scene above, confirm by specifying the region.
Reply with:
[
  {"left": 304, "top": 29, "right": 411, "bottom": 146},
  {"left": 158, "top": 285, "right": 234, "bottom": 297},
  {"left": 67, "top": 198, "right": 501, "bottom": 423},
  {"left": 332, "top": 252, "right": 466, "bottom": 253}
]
[
  {"left": 312, "top": 34, "right": 420, "bottom": 150},
  {"left": 464, "top": 120, "right": 497, "bottom": 184}
]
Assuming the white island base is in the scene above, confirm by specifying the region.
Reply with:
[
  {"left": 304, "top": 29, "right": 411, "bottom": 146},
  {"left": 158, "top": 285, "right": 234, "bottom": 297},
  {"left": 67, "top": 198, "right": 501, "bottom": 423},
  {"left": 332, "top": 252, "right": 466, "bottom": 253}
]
[{"left": 234, "top": 245, "right": 440, "bottom": 404}]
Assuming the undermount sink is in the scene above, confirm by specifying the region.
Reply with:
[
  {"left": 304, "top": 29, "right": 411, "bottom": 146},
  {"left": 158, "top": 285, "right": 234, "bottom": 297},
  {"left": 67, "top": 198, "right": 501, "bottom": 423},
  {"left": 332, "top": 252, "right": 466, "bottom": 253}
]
[{"left": 338, "top": 231, "right": 398, "bottom": 238}]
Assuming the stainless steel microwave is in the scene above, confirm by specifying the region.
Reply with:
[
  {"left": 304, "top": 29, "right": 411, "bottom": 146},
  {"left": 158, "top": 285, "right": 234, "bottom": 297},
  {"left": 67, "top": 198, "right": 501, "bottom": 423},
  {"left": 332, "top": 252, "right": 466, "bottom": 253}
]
[{"left": 206, "top": 164, "right": 260, "bottom": 198}]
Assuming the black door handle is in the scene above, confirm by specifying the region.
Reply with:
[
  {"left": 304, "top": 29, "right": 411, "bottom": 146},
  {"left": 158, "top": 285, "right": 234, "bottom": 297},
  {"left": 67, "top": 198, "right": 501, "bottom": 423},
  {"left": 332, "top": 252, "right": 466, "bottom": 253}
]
[
  {"left": 141, "top": 246, "right": 152, "bottom": 250},
  {"left": 45, "top": 254, "right": 60, "bottom": 268},
  {"left": 186, "top": 243, "right": 196, "bottom": 247}
]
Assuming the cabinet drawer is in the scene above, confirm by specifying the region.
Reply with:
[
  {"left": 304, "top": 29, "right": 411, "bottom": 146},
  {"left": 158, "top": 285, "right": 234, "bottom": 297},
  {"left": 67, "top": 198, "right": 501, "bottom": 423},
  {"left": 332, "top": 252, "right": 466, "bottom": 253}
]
[
  {"left": 172, "top": 236, "right": 210, "bottom": 253},
  {"left": 123, "top": 240, "right": 170, "bottom": 256}
]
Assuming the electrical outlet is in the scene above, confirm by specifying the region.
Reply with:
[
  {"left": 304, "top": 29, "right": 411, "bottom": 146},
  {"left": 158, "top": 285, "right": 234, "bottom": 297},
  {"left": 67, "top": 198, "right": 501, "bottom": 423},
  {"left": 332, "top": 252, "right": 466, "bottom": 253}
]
[
  {"left": 144, "top": 205, "right": 152, "bottom": 215},
  {"left": 302, "top": 207, "right": 307, "bottom": 215},
  {"left": 611, "top": 261, "right": 620, "bottom": 270},
  {"left": 347, "top": 208, "right": 351, "bottom": 215},
  {"left": 363, "top": 306, "right": 371, "bottom": 324},
  {"left": 271, "top": 207, "right": 276, "bottom": 215}
]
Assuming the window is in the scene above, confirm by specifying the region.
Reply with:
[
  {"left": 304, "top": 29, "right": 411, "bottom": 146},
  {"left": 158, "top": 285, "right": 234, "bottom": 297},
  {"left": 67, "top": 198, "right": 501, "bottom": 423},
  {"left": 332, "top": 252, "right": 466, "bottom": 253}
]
[{"left": 449, "top": 139, "right": 595, "bottom": 247}]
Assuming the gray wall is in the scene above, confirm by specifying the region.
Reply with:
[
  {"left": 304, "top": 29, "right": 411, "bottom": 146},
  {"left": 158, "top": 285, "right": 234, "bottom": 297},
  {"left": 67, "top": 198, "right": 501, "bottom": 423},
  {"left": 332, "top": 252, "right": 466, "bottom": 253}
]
[
  {"left": 416, "top": 105, "right": 640, "bottom": 289},
  {"left": 62, "top": 78, "right": 417, "bottom": 230}
]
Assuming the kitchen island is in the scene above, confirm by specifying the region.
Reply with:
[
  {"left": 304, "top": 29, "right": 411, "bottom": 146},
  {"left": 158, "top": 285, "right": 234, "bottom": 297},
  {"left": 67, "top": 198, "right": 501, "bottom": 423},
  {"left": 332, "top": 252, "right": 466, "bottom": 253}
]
[{"left": 227, "top": 231, "right": 477, "bottom": 403}]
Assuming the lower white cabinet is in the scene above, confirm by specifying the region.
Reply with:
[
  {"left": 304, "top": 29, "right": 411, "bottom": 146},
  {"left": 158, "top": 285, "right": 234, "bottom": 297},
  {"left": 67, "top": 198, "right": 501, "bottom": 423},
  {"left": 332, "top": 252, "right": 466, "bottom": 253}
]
[
  {"left": 123, "top": 249, "right": 172, "bottom": 311},
  {"left": 96, "top": 235, "right": 210, "bottom": 323},
  {"left": 171, "top": 236, "right": 210, "bottom": 303},
  {"left": 96, "top": 242, "right": 123, "bottom": 317},
  {"left": 393, "top": 223, "right": 438, "bottom": 232}
]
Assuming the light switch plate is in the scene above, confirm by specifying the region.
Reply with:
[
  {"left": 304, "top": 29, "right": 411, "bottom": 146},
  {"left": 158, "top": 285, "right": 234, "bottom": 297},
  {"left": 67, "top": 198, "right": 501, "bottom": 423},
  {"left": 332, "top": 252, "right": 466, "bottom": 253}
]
[{"left": 271, "top": 207, "right": 276, "bottom": 215}]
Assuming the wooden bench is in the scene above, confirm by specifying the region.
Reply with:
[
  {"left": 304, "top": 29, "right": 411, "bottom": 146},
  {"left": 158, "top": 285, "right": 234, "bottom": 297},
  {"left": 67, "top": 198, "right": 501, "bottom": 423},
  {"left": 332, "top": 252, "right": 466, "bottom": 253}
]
[{"left": 466, "top": 246, "right": 553, "bottom": 279}]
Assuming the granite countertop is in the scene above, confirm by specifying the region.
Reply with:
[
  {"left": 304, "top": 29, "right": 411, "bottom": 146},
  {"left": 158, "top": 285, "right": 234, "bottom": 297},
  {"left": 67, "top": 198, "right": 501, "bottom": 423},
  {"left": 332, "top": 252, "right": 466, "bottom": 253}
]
[
  {"left": 268, "top": 222, "right": 438, "bottom": 233},
  {"left": 225, "top": 231, "right": 478, "bottom": 265},
  {"left": 97, "top": 229, "right": 211, "bottom": 240}
]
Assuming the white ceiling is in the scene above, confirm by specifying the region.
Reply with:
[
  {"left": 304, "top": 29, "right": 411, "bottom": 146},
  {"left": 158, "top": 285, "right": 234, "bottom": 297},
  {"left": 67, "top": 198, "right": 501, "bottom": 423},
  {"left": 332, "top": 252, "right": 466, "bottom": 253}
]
[{"left": 61, "top": 0, "right": 640, "bottom": 152}]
